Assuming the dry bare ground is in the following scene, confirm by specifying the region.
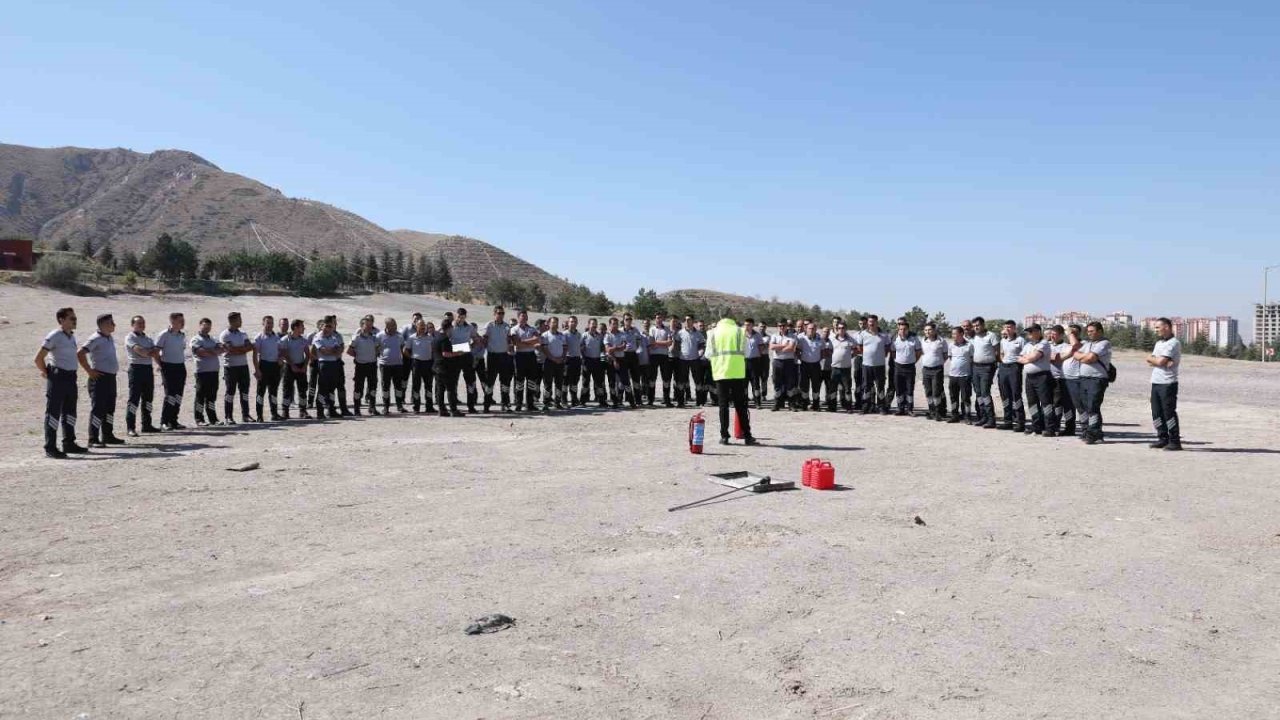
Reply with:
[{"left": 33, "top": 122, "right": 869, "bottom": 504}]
[{"left": 1, "top": 285, "right": 1278, "bottom": 719}]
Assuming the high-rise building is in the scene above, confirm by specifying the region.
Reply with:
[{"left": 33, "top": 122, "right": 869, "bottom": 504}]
[
  {"left": 1207, "top": 316, "right": 1239, "bottom": 349},
  {"left": 1103, "top": 311, "right": 1133, "bottom": 327},
  {"left": 1256, "top": 303, "right": 1280, "bottom": 356},
  {"left": 1023, "top": 313, "right": 1050, "bottom": 328}
]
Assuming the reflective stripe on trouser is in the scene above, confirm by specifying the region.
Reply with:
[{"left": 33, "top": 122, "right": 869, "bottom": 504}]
[
  {"left": 972, "top": 364, "right": 996, "bottom": 425},
  {"left": 997, "top": 363, "right": 1025, "bottom": 428},
  {"left": 316, "top": 362, "right": 342, "bottom": 414},
  {"left": 1048, "top": 376, "right": 1072, "bottom": 432},
  {"left": 565, "top": 357, "right": 583, "bottom": 403},
  {"left": 771, "top": 360, "right": 798, "bottom": 409},
  {"left": 582, "top": 357, "right": 607, "bottom": 404},
  {"left": 87, "top": 372, "right": 118, "bottom": 441},
  {"left": 947, "top": 375, "right": 971, "bottom": 418},
  {"left": 1078, "top": 377, "right": 1106, "bottom": 441},
  {"left": 892, "top": 363, "right": 916, "bottom": 412},
  {"left": 434, "top": 359, "right": 461, "bottom": 411},
  {"left": 223, "top": 365, "right": 251, "bottom": 421},
  {"left": 194, "top": 370, "right": 219, "bottom": 423},
  {"left": 380, "top": 363, "right": 406, "bottom": 409},
  {"left": 127, "top": 364, "right": 155, "bottom": 431},
  {"left": 800, "top": 362, "right": 822, "bottom": 405},
  {"left": 1151, "top": 381, "right": 1180, "bottom": 443},
  {"left": 514, "top": 353, "right": 539, "bottom": 408},
  {"left": 486, "top": 352, "right": 514, "bottom": 406},
  {"left": 459, "top": 356, "right": 479, "bottom": 408},
  {"left": 831, "top": 366, "right": 854, "bottom": 409},
  {"left": 256, "top": 362, "right": 281, "bottom": 419},
  {"left": 674, "top": 358, "right": 694, "bottom": 403},
  {"left": 650, "top": 355, "right": 671, "bottom": 401},
  {"left": 353, "top": 362, "right": 377, "bottom": 410},
  {"left": 542, "top": 360, "right": 566, "bottom": 406},
  {"left": 861, "top": 364, "right": 889, "bottom": 410},
  {"left": 160, "top": 362, "right": 186, "bottom": 426},
  {"left": 922, "top": 366, "right": 946, "bottom": 415},
  {"left": 1024, "top": 371, "right": 1052, "bottom": 432},
  {"left": 44, "top": 368, "right": 77, "bottom": 448},
  {"left": 282, "top": 367, "right": 308, "bottom": 412},
  {"left": 410, "top": 359, "right": 434, "bottom": 410},
  {"left": 307, "top": 360, "right": 320, "bottom": 407}
]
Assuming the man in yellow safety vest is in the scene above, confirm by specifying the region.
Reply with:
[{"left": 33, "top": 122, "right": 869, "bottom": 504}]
[{"left": 707, "top": 314, "right": 758, "bottom": 446}]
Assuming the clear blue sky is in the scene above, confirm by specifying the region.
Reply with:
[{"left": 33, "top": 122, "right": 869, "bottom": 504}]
[{"left": 5, "top": 1, "right": 1278, "bottom": 334}]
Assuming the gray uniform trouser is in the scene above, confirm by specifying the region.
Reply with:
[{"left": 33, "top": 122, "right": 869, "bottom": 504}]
[
  {"left": 771, "top": 359, "right": 798, "bottom": 409},
  {"left": 1151, "top": 382, "right": 1180, "bottom": 444},
  {"left": 831, "top": 366, "right": 854, "bottom": 410},
  {"left": 44, "top": 368, "right": 78, "bottom": 448},
  {"left": 1078, "top": 377, "right": 1106, "bottom": 441},
  {"left": 514, "top": 352, "right": 539, "bottom": 408},
  {"left": 1024, "top": 371, "right": 1052, "bottom": 432},
  {"left": 160, "top": 362, "right": 186, "bottom": 427},
  {"left": 861, "top": 364, "right": 888, "bottom": 411},
  {"left": 972, "top": 363, "right": 996, "bottom": 425},
  {"left": 353, "top": 362, "right": 377, "bottom": 410},
  {"left": 892, "top": 363, "right": 916, "bottom": 412},
  {"left": 922, "top": 366, "right": 946, "bottom": 416},
  {"left": 127, "top": 364, "right": 155, "bottom": 431},
  {"left": 565, "top": 357, "right": 583, "bottom": 403},
  {"left": 380, "top": 362, "right": 406, "bottom": 409},
  {"left": 853, "top": 356, "right": 864, "bottom": 408},
  {"left": 1065, "top": 378, "right": 1084, "bottom": 435},
  {"left": 1049, "top": 376, "right": 1072, "bottom": 433},
  {"left": 948, "top": 375, "right": 971, "bottom": 419},
  {"left": 410, "top": 358, "right": 434, "bottom": 410},
  {"left": 282, "top": 365, "right": 308, "bottom": 413},
  {"left": 997, "top": 362, "right": 1025, "bottom": 429},
  {"left": 88, "top": 373, "right": 118, "bottom": 441},
  {"left": 256, "top": 362, "right": 281, "bottom": 419},
  {"left": 486, "top": 352, "right": 514, "bottom": 407},
  {"left": 800, "top": 361, "right": 822, "bottom": 406}
]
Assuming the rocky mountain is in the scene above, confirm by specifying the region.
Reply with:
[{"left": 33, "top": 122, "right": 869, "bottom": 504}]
[{"left": 0, "top": 143, "right": 568, "bottom": 295}]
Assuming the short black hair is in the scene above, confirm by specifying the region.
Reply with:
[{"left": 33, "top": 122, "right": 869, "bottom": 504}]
[
  {"left": 96, "top": 313, "right": 113, "bottom": 327},
  {"left": 1003, "top": 320, "right": 1016, "bottom": 327},
  {"left": 744, "top": 317, "right": 754, "bottom": 324},
  {"left": 1051, "top": 324, "right": 1065, "bottom": 334},
  {"left": 1157, "top": 316, "right": 1172, "bottom": 327},
  {"left": 1027, "top": 323, "right": 1042, "bottom": 333},
  {"left": 56, "top": 307, "right": 74, "bottom": 321},
  {"left": 131, "top": 315, "right": 144, "bottom": 325},
  {"left": 924, "top": 321, "right": 936, "bottom": 330},
  {"left": 199, "top": 317, "right": 212, "bottom": 325},
  {"left": 972, "top": 316, "right": 985, "bottom": 324},
  {"left": 1086, "top": 321, "right": 1105, "bottom": 333},
  {"left": 228, "top": 312, "right": 241, "bottom": 321},
  {"left": 169, "top": 312, "right": 184, "bottom": 321}
]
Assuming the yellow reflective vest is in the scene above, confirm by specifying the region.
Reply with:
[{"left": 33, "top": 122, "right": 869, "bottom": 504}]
[{"left": 708, "top": 318, "right": 746, "bottom": 381}]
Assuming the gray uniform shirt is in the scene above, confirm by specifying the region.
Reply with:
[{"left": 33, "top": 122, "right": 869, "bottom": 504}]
[
  {"left": 1021, "top": 339, "right": 1052, "bottom": 375},
  {"left": 1151, "top": 337, "right": 1181, "bottom": 384},
  {"left": 798, "top": 334, "right": 824, "bottom": 364},
  {"left": 155, "top": 329, "right": 187, "bottom": 365},
  {"left": 82, "top": 332, "right": 119, "bottom": 374},
  {"left": 892, "top": 335, "right": 922, "bottom": 366},
  {"left": 1049, "top": 342, "right": 1069, "bottom": 379},
  {"left": 744, "top": 331, "right": 765, "bottom": 360},
  {"left": 542, "top": 331, "right": 567, "bottom": 360},
  {"left": 280, "top": 335, "right": 310, "bottom": 365},
  {"left": 769, "top": 332, "right": 797, "bottom": 361},
  {"left": 511, "top": 324, "right": 539, "bottom": 354},
  {"left": 971, "top": 332, "right": 999, "bottom": 364},
  {"left": 125, "top": 331, "right": 156, "bottom": 366},
  {"left": 677, "top": 329, "right": 702, "bottom": 361},
  {"left": 483, "top": 321, "right": 510, "bottom": 354},
  {"left": 564, "top": 329, "right": 583, "bottom": 359},
  {"left": 1078, "top": 339, "right": 1112, "bottom": 379},
  {"left": 190, "top": 334, "right": 221, "bottom": 373},
  {"left": 582, "top": 331, "right": 604, "bottom": 359},
  {"left": 1061, "top": 341, "right": 1082, "bottom": 379},
  {"left": 947, "top": 341, "right": 974, "bottom": 377},
  {"left": 648, "top": 325, "right": 672, "bottom": 356},
  {"left": 920, "top": 337, "right": 947, "bottom": 368},
  {"left": 350, "top": 331, "right": 379, "bottom": 363},
  {"left": 622, "top": 327, "right": 642, "bottom": 353},
  {"left": 860, "top": 331, "right": 890, "bottom": 367},
  {"left": 253, "top": 331, "right": 281, "bottom": 364},
  {"left": 312, "top": 332, "right": 344, "bottom": 363},
  {"left": 407, "top": 332, "right": 434, "bottom": 361},
  {"left": 830, "top": 333, "right": 857, "bottom": 368},
  {"left": 604, "top": 330, "right": 628, "bottom": 358},
  {"left": 377, "top": 331, "right": 404, "bottom": 365},
  {"left": 219, "top": 329, "right": 251, "bottom": 368},
  {"left": 999, "top": 337, "right": 1026, "bottom": 364}
]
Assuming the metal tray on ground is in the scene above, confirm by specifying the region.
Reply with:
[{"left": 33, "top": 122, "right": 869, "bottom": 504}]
[{"left": 707, "top": 471, "right": 794, "bottom": 493}]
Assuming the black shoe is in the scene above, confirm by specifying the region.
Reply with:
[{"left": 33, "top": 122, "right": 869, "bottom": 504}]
[
  {"left": 127, "top": 429, "right": 139, "bottom": 437},
  {"left": 997, "top": 423, "right": 1012, "bottom": 431},
  {"left": 142, "top": 425, "right": 161, "bottom": 434},
  {"left": 983, "top": 423, "right": 997, "bottom": 430},
  {"left": 438, "top": 410, "right": 450, "bottom": 417},
  {"left": 340, "top": 410, "right": 354, "bottom": 418},
  {"left": 103, "top": 435, "right": 125, "bottom": 445},
  {"left": 171, "top": 422, "right": 188, "bottom": 430},
  {"left": 719, "top": 437, "right": 730, "bottom": 445},
  {"left": 271, "top": 414, "right": 284, "bottom": 422},
  {"left": 744, "top": 437, "right": 759, "bottom": 446},
  {"left": 1045, "top": 431, "right": 1058, "bottom": 437},
  {"left": 1084, "top": 436, "right": 1099, "bottom": 445},
  {"left": 44, "top": 446, "right": 68, "bottom": 459},
  {"left": 451, "top": 409, "right": 466, "bottom": 417},
  {"left": 89, "top": 439, "right": 106, "bottom": 449},
  {"left": 62, "top": 443, "right": 90, "bottom": 454},
  {"left": 300, "top": 411, "right": 312, "bottom": 419},
  {"left": 664, "top": 402, "right": 674, "bottom": 408},
  {"left": 1148, "top": 440, "right": 1168, "bottom": 449},
  {"left": 370, "top": 408, "right": 382, "bottom": 416},
  {"left": 468, "top": 406, "right": 477, "bottom": 414},
  {"left": 483, "top": 405, "right": 492, "bottom": 414},
  {"left": 1164, "top": 442, "right": 1183, "bottom": 451}
]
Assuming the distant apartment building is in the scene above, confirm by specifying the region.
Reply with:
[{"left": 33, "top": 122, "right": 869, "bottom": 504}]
[
  {"left": 1257, "top": 303, "right": 1280, "bottom": 354},
  {"left": 1207, "top": 316, "right": 1239, "bottom": 349},
  {"left": 1103, "top": 311, "right": 1133, "bottom": 326},
  {"left": 1141, "top": 315, "right": 1240, "bottom": 348},
  {"left": 1023, "top": 313, "right": 1051, "bottom": 328},
  {"left": 1057, "top": 310, "right": 1094, "bottom": 326}
]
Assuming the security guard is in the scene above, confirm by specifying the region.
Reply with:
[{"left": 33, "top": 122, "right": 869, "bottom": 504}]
[
  {"left": 311, "top": 317, "right": 345, "bottom": 419},
  {"left": 996, "top": 320, "right": 1026, "bottom": 432},
  {"left": 35, "top": 307, "right": 86, "bottom": 458},
  {"left": 604, "top": 317, "right": 630, "bottom": 409},
  {"left": 743, "top": 318, "right": 767, "bottom": 408},
  {"left": 348, "top": 315, "right": 381, "bottom": 416},
  {"left": 401, "top": 311, "right": 423, "bottom": 390},
  {"left": 1018, "top": 324, "right": 1053, "bottom": 435},
  {"left": 581, "top": 318, "right": 608, "bottom": 408},
  {"left": 693, "top": 319, "right": 716, "bottom": 407},
  {"left": 377, "top": 317, "right": 408, "bottom": 413},
  {"left": 859, "top": 315, "right": 891, "bottom": 415},
  {"left": 768, "top": 319, "right": 798, "bottom": 412},
  {"left": 648, "top": 313, "right": 674, "bottom": 406},
  {"left": 189, "top": 318, "right": 223, "bottom": 426},
  {"left": 540, "top": 316, "right": 568, "bottom": 411},
  {"left": 919, "top": 321, "right": 948, "bottom": 421},
  {"left": 818, "top": 326, "right": 833, "bottom": 410},
  {"left": 434, "top": 314, "right": 466, "bottom": 417},
  {"left": 1074, "top": 322, "right": 1112, "bottom": 445},
  {"left": 154, "top": 312, "right": 189, "bottom": 431},
  {"left": 305, "top": 318, "right": 324, "bottom": 409},
  {"left": 620, "top": 313, "right": 642, "bottom": 408},
  {"left": 510, "top": 309, "right": 542, "bottom": 412},
  {"left": 218, "top": 312, "right": 254, "bottom": 425},
  {"left": 829, "top": 321, "right": 858, "bottom": 412},
  {"left": 890, "top": 318, "right": 921, "bottom": 416},
  {"left": 706, "top": 312, "right": 757, "bottom": 446},
  {"left": 124, "top": 315, "right": 160, "bottom": 436},
  {"left": 77, "top": 313, "right": 124, "bottom": 448},
  {"left": 1146, "top": 317, "right": 1182, "bottom": 451},
  {"left": 453, "top": 308, "right": 481, "bottom": 413},
  {"left": 564, "top": 315, "right": 584, "bottom": 406},
  {"left": 406, "top": 319, "right": 436, "bottom": 414},
  {"left": 637, "top": 318, "right": 654, "bottom": 405},
  {"left": 946, "top": 326, "right": 974, "bottom": 423},
  {"left": 329, "top": 315, "right": 352, "bottom": 416},
  {"left": 1061, "top": 323, "right": 1084, "bottom": 437},
  {"left": 252, "top": 315, "right": 283, "bottom": 422},
  {"left": 797, "top": 321, "right": 824, "bottom": 411},
  {"left": 969, "top": 317, "right": 1000, "bottom": 428},
  {"left": 1046, "top": 325, "right": 1071, "bottom": 436},
  {"left": 674, "top": 317, "right": 701, "bottom": 408},
  {"left": 852, "top": 316, "right": 867, "bottom": 410},
  {"left": 280, "top": 319, "right": 312, "bottom": 419},
  {"left": 482, "top": 306, "right": 514, "bottom": 412}
]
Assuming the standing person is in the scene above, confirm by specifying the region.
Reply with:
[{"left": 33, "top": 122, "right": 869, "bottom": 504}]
[
  {"left": 852, "top": 316, "right": 869, "bottom": 410},
  {"left": 124, "top": 315, "right": 160, "bottom": 436},
  {"left": 946, "top": 327, "right": 974, "bottom": 423},
  {"left": 674, "top": 317, "right": 701, "bottom": 408},
  {"left": 829, "top": 321, "right": 858, "bottom": 412},
  {"left": 311, "top": 318, "right": 345, "bottom": 420},
  {"left": 969, "top": 317, "right": 1000, "bottom": 428},
  {"left": 797, "top": 321, "right": 824, "bottom": 411},
  {"left": 347, "top": 315, "right": 381, "bottom": 416},
  {"left": 509, "top": 310, "right": 541, "bottom": 412},
  {"left": 1146, "top": 317, "right": 1183, "bottom": 451},
  {"left": 1045, "top": 325, "right": 1070, "bottom": 436},
  {"left": 401, "top": 311, "right": 423, "bottom": 390},
  {"left": 1060, "top": 324, "right": 1085, "bottom": 437},
  {"left": 540, "top": 316, "right": 568, "bottom": 411},
  {"left": 1074, "top": 321, "right": 1112, "bottom": 445},
  {"left": 279, "top": 319, "right": 312, "bottom": 419},
  {"left": 891, "top": 319, "right": 922, "bottom": 416},
  {"left": 531, "top": 319, "right": 548, "bottom": 408},
  {"left": 638, "top": 318, "right": 656, "bottom": 405},
  {"left": 743, "top": 319, "right": 767, "bottom": 408},
  {"left": 604, "top": 317, "right": 630, "bottom": 409},
  {"left": 649, "top": 313, "right": 674, "bottom": 406},
  {"left": 996, "top": 320, "right": 1026, "bottom": 432},
  {"left": 305, "top": 318, "right": 324, "bottom": 409},
  {"left": 35, "top": 307, "right": 87, "bottom": 457},
  {"left": 219, "top": 312, "right": 254, "bottom": 425},
  {"left": 451, "top": 308, "right": 481, "bottom": 413},
  {"left": 154, "top": 312, "right": 189, "bottom": 431},
  {"left": 77, "top": 313, "right": 123, "bottom": 448},
  {"left": 278, "top": 317, "right": 290, "bottom": 337},
  {"left": 818, "top": 326, "right": 834, "bottom": 410},
  {"left": 377, "top": 317, "right": 407, "bottom": 413},
  {"left": 707, "top": 313, "right": 757, "bottom": 446},
  {"left": 620, "top": 313, "right": 642, "bottom": 408},
  {"left": 859, "top": 315, "right": 891, "bottom": 415},
  {"left": 406, "top": 319, "right": 436, "bottom": 414},
  {"left": 329, "top": 316, "right": 353, "bottom": 416},
  {"left": 434, "top": 315, "right": 466, "bottom": 417},
  {"left": 919, "top": 321, "right": 948, "bottom": 421},
  {"left": 580, "top": 318, "right": 607, "bottom": 407},
  {"left": 693, "top": 319, "right": 716, "bottom": 407},
  {"left": 1018, "top": 324, "right": 1053, "bottom": 436},
  {"left": 563, "top": 315, "right": 584, "bottom": 407},
  {"left": 252, "top": 315, "right": 283, "bottom": 422},
  {"left": 768, "top": 319, "right": 799, "bottom": 412},
  {"left": 482, "top": 306, "right": 514, "bottom": 412},
  {"left": 189, "top": 318, "right": 223, "bottom": 426}
]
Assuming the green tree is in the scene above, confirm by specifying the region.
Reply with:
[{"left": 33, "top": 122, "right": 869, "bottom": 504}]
[
  {"left": 141, "top": 233, "right": 199, "bottom": 282},
  {"left": 1189, "top": 332, "right": 1209, "bottom": 355},
  {"left": 34, "top": 255, "right": 83, "bottom": 289},
  {"left": 119, "top": 249, "right": 140, "bottom": 273},
  {"left": 587, "top": 291, "right": 614, "bottom": 316},
  {"left": 363, "top": 253, "right": 378, "bottom": 287},
  {"left": 98, "top": 240, "right": 116, "bottom": 269},
  {"left": 380, "top": 249, "right": 393, "bottom": 288},
  {"left": 901, "top": 306, "right": 928, "bottom": 334},
  {"left": 79, "top": 237, "right": 95, "bottom": 259},
  {"left": 632, "top": 288, "right": 666, "bottom": 319},
  {"left": 55, "top": 238, "right": 72, "bottom": 252},
  {"left": 927, "top": 311, "right": 950, "bottom": 335},
  {"left": 394, "top": 249, "right": 405, "bottom": 279},
  {"left": 434, "top": 253, "right": 452, "bottom": 290},
  {"left": 297, "top": 258, "right": 345, "bottom": 297},
  {"left": 419, "top": 253, "right": 435, "bottom": 290}
]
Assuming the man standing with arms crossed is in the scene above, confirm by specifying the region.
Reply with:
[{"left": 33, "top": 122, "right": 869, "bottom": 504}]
[
  {"left": 707, "top": 312, "right": 758, "bottom": 446},
  {"left": 743, "top": 318, "right": 767, "bottom": 408},
  {"left": 78, "top": 313, "right": 124, "bottom": 448},
  {"left": 1018, "top": 324, "right": 1053, "bottom": 436},
  {"left": 406, "top": 318, "right": 436, "bottom": 414},
  {"left": 219, "top": 312, "right": 254, "bottom": 425},
  {"left": 540, "top": 316, "right": 568, "bottom": 411},
  {"left": 154, "top": 312, "right": 189, "bottom": 431},
  {"left": 674, "top": 316, "right": 701, "bottom": 408},
  {"left": 1074, "top": 321, "right": 1112, "bottom": 445},
  {"left": 996, "top": 320, "right": 1026, "bottom": 432},
  {"left": 969, "top": 317, "right": 1000, "bottom": 428},
  {"left": 348, "top": 315, "right": 381, "bottom": 416},
  {"left": 946, "top": 326, "right": 974, "bottom": 423},
  {"left": 563, "top": 315, "right": 584, "bottom": 407},
  {"left": 189, "top": 318, "right": 223, "bottom": 426},
  {"left": 768, "top": 319, "right": 798, "bottom": 412},
  {"left": 919, "top": 321, "right": 948, "bottom": 421},
  {"left": 311, "top": 317, "right": 345, "bottom": 420},
  {"left": 510, "top": 309, "right": 541, "bottom": 412},
  {"left": 482, "top": 306, "right": 513, "bottom": 412},
  {"left": 797, "top": 320, "right": 824, "bottom": 411},
  {"left": 649, "top": 312, "right": 674, "bottom": 406},
  {"left": 828, "top": 320, "right": 858, "bottom": 412},
  {"left": 604, "top": 316, "right": 630, "bottom": 409},
  {"left": 124, "top": 315, "right": 161, "bottom": 436},
  {"left": 1146, "top": 317, "right": 1182, "bottom": 451},
  {"left": 859, "top": 315, "right": 891, "bottom": 415},
  {"left": 253, "top": 314, "right": 283, "bottom": 422},
  {"left": 581, "top": 318, "right": 607, "bottom": 407},
  {"left": 280, "top": 319, "right": 312, "bottom": 420},
  {"left": 891, "top": 318, "right": 921, "bottom": 416}
]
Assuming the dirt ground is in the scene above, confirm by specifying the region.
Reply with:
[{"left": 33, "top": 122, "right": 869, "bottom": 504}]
[{"left": 1, "top": 285, "right": 1278, "bottom": 720}]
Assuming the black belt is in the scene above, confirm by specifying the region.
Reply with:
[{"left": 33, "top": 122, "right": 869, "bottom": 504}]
[
  {"left": 49, "top": 367, "right": 77, "bottom": 375},
  {"left": 1000, "top": 362, "right": 1019, "bottom": 366},
  {"left": 974, "top": 362, "right": 995, "bottom": 366}
]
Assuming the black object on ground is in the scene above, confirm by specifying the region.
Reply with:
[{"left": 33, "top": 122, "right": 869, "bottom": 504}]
[
  {"left": 465, "top": 613, "right": 516, "bottom": 635},
  {"left": 668, "top": 474, "right": 792, "bottom": 513}
]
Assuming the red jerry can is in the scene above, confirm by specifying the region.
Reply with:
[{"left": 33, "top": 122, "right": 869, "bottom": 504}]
[{"left": 813, "top": 461, "right": 836, "bottom": 490}]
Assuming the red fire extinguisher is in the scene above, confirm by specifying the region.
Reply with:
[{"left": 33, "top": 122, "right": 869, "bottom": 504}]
[
  {"left": 733, "top": 410, "right": 744, "bottom": 439},
  {"left": 689, "top": 412, "right": 705, "bottom": 454}
]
